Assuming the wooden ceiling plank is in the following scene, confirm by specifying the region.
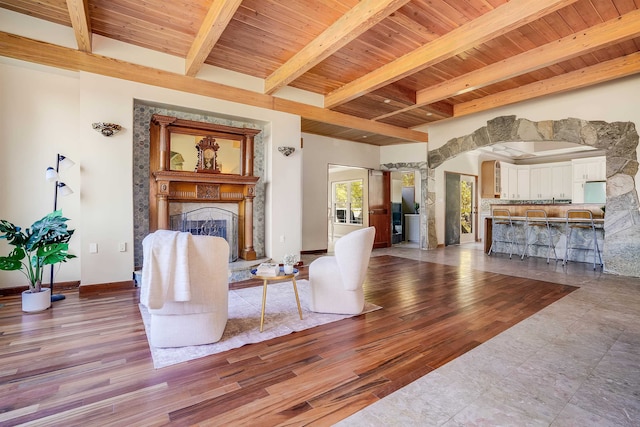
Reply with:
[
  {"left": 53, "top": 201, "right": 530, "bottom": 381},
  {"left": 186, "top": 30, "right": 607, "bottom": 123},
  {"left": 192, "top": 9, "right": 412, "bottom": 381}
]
[
  {"left": 0, "top": 31, "right": 427, "bottom": 144},
  {"left": 273, "top": 97, "right": 428, "bottom": 143},
  {"left": 415, "top": 8, "right": 640, "bottom": 105},
  {"left": 454, "top": 50, "right": 640, "bottom": 117},
  {"left": 264, "top": 0, "right": 410, "bottom": 95},
  {"left": 65, "top": 0, "right": 92, "bottom": 52},
  {"left": 324, "top": 0, "right": 580, "bottom": 108},
  {"left": 185, "top": 0, "right": 243, "bottom": 77}
]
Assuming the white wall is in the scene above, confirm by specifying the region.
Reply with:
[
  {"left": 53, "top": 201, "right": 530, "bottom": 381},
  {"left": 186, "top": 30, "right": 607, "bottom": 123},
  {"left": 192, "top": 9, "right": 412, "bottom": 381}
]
[
  {"left": 0, "top": 60, "right": 82, "bottom": 287},
  {"left": 0, "top": 60, "right": 302, "bottom": 288},
  {"left": 301, "top": 134, "right": 380, "bottom": 252},
  {"left": 380, "top": 143, "right": 428, "bottom": 164},
  {"left": 425, "top": 74, "right": 640, "bottom": 245},
  {"left": 391, "top": 172, "right": 403, "bottom": 203}
]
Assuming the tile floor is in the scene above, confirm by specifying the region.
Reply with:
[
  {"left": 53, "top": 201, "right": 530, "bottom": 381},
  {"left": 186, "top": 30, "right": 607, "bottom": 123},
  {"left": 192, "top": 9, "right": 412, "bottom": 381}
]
[{"left": 318, "top": 242, "right": 640, "bottom": 427}]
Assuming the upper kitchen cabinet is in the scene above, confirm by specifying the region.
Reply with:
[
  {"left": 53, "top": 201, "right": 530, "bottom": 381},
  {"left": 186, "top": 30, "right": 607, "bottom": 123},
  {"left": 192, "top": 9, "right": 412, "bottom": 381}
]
[
  {"left": 500, "top": 162, "right": 529, "bottom": 200},
  {"left": 481, "top": 160, "right": 501, "bottom": 198},
  {"left": 551, "top": 162, "right": 572, "bottom": 200},
  {"left": 572, "top": 156, "right": 606, "bottom": 203}
]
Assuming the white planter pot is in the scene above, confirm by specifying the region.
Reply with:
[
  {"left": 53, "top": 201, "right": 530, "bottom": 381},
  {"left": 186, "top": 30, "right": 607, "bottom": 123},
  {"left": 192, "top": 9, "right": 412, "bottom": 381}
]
[
  {"left": 22, "top": 288, "right": 51, "bottom": 312},
  {"left": 283, "top": 264, "right": 294, "bottom": 274}
]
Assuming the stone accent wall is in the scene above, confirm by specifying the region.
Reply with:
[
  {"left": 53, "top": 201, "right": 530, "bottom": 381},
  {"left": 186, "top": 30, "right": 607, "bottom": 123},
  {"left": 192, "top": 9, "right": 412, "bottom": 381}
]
[
  {"left": 428, "top": 116, "right": 639, "bottom": 277},
  {"left": 132, "top": 101, "right": 266, "bottom": 270}
]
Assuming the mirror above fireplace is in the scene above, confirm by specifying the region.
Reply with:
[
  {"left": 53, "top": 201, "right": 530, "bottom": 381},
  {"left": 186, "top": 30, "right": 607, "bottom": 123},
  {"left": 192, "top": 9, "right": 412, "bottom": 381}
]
[
  {"left": 169, "top": 132, "right": 242, "bottom": 174},
  {"left": 149, "top": 114, "right": 262, "bottom": 260}
]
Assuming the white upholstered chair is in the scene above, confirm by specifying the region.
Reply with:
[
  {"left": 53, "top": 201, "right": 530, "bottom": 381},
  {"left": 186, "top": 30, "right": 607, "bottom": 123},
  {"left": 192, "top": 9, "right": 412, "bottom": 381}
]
[
  {"left": 308, "top": 226, "right": 376, "bottom": 315},
  {"left": 140, "top": 230, "right": 229, "bottom": 348}
]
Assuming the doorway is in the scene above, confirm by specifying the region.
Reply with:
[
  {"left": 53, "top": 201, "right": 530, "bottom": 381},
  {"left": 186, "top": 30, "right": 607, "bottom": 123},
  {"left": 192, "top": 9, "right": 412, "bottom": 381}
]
[
  {"left": 327, "top": 165, "right": 390, "bottom": 252},
  {"left": 391, "top": 170, "right": 421, "bottom": 247},
  {"left": 445, "top": 172, "right": 477, "bottom": 246}
]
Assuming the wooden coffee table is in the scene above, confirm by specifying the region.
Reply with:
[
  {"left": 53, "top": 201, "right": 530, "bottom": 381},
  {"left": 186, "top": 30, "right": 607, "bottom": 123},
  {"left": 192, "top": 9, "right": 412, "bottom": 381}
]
[{"left": 251, "top": 267, "right": 303, "bottom": 332}]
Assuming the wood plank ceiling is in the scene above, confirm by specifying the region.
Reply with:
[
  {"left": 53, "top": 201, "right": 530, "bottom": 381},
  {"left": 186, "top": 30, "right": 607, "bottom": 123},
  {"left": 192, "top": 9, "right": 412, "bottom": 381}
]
[{"left": 0, "top": 0, "right": 639, "bottom": 146}]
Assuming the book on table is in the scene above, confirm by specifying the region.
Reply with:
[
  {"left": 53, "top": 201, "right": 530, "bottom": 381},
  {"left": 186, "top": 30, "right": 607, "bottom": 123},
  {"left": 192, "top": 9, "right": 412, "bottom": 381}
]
[{"left": 256, "top": 263, "right": 279, "bottom": 277}]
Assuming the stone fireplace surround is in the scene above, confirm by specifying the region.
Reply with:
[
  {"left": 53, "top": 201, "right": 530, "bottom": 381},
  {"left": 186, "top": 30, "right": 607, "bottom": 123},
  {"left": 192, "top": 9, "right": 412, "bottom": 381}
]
[{"left": 132, "top": 101, "right": 266, "bottom": 270}]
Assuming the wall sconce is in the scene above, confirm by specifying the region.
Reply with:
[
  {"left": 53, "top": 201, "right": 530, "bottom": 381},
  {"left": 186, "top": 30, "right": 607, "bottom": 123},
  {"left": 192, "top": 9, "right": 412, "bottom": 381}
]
[
  {"left": 45, "top": 153, "right": 75, "bottom": 302},
  {"left": 278, "top": 146, "right": 295, "bottom": 157},
  {"left": 92, "top": 122, "right": 122, "bottom": 136}
]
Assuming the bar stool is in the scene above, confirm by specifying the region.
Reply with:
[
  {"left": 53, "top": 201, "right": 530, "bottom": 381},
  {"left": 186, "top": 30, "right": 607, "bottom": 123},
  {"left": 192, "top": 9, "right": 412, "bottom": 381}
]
[
  {"left": 521, "top": 209, "right": 557, "bottom": 263},
  {"left": 563, "top": 209, "right": 603, "bottom": 270},
  {"left": 488, "top": 208, "right": 517, "bottom": 258}
]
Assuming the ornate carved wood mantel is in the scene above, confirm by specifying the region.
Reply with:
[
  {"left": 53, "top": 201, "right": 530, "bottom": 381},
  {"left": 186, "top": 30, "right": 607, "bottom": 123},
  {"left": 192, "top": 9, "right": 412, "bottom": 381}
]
[{"left": 149, "top": 114, "right": 261, "bottom": 260}]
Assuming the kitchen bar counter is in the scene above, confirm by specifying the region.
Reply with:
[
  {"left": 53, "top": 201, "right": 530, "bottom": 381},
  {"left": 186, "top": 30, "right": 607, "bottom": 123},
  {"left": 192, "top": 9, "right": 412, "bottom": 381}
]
[
  {"left": 484, "top": 204, "right": 605, "bottom": 261},
  {"left": 488, "top": 203, "right": 604, "bottom": 219}
]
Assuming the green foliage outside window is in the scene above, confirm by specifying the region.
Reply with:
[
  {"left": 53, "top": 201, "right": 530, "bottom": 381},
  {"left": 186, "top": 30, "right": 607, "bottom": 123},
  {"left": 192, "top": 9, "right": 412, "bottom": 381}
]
[
  {"left": 460, "top": 181, "right": 472, "bottom": 234},
  {"left": 402, "top": 172, "right": 415, "bottom": 187},
  {"left": 332, "top": 180, "right": 363, "bottom": 225}
]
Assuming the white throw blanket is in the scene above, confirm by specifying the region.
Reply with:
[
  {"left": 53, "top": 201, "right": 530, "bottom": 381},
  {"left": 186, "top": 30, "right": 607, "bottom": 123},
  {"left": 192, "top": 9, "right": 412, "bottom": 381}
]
[{"left": 141, "top": 230, "right": 192, "bottom": 309}]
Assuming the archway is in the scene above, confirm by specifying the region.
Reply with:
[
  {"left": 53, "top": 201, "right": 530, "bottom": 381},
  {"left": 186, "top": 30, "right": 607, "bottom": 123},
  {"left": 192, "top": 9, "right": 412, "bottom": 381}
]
[{"left": 427, "top": 116, "right": 640, "bottom": 277}]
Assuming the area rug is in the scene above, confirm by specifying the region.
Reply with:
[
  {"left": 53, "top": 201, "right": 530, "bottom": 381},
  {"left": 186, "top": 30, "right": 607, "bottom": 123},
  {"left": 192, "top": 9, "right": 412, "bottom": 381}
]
[{"left": 140, "top": 279, "right": 381, "bottom": 368}]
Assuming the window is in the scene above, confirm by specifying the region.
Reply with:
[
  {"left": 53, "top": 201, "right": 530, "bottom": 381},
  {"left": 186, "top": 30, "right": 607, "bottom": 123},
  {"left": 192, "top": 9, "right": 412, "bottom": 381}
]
[
  {"left": 332, "top": 180, "right": 363, "bottom": 225},
  {"left": 402, "top": 172, "right": 415, "bottom": 187}
]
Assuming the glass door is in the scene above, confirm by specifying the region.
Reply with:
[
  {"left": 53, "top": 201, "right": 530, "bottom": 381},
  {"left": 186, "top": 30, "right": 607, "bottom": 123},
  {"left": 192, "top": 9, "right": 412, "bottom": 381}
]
[
  {"left": 460, "top": 174, "right": 476, "bottom": 244},
  {"left": 445, "top": 173, "right": 477, "bottom": 246}
]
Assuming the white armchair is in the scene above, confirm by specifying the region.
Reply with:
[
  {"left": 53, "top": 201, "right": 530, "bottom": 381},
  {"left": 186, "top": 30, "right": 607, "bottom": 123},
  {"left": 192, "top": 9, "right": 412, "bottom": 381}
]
[
  {"left": 308, "top": 227, "right": 376, "bottom": 314},
  {"left": 140, "top": 231, "right": 229, "bottom": 348}
]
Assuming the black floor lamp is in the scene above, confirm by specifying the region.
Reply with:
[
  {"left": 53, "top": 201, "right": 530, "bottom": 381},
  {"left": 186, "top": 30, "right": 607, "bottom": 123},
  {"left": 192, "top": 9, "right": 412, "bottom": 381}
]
[{"left": 45, "top": 153, "right": 75, "bottom": 302}]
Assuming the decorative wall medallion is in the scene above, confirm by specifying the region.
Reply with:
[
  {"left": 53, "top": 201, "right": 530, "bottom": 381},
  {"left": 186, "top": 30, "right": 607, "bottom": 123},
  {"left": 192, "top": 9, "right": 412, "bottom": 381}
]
[{"left": 197, "top": 184, "right": 220, "bottom": 199}]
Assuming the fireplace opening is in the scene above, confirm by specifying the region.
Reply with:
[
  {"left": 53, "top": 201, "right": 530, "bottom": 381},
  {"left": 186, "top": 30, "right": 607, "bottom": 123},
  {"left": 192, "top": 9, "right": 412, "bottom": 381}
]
[{"left": 170, "top": 207, "right": 239, "bottom": 262}]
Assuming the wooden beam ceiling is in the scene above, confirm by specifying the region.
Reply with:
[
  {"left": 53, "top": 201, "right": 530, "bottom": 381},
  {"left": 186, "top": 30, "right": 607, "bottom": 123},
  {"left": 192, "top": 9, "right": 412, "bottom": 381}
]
[
  {"left": 1, "top": 0, "right": 638, "bottom": 146},
  {"left": 185, "top": 0, "right": 243, "bottom": 77},
  {"left": 0, "top": 31, "right": 428, "bottom": 144},
  {"left": 264, "top": 0, "right": 410, "bottom": 95},
  {"left": 324, "top": 0, "right": 579, "bottom": 109},
  {"left": 454, "top": 51, "right": 640, "bottom": 117},
  {"left": 379, "top": 9, "right": 640, "bottom": 118},
  {"left": 65, "top": 0, "right": 91, "bottom": 52}
]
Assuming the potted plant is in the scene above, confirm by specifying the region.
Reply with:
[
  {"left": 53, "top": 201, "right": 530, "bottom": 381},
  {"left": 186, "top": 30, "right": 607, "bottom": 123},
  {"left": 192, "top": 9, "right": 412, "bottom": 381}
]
[
  {"left": 0, "top": 210, "right": 76, "bottom": 312},
  {"left": 282, "top": 253, "right": 298, "bottom": 274}
]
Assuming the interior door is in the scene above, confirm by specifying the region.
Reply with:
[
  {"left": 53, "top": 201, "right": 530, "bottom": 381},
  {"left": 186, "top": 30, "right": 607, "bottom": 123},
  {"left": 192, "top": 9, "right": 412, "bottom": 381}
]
[
  {"left": 459, "top": 174, "right": 476, "bottom": 244},
  {"left": 368, "top": 170, "right": 391, "bottom": 249},
  {"left": 445, "top": 172, "right": 477, "bottom": 245},
  {"left": 445, "top": 173, "right": 460, "bottom": 246}
]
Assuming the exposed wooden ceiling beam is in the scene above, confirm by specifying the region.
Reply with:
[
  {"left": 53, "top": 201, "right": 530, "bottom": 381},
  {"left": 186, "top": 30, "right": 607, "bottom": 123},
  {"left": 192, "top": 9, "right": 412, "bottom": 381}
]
[
  {"left": 185, "top": 0, "right": 243, "bottom": 77},
  {"left": 273, "top": 97, "right": 427, "bottom": 143},
  {"left": 0, "top": 31, "right": 428, "bottom": 143},
  {"left": 414, "top": 9, "right": 640, "bottom": 107},
  {"left": 264, "top": 0, "right": 410, "bottom": 95},
  {"left": 454, "top": 51, "right": 640, "bottom": 118},
  {"left": 65, "top": 0, "right": 91, "bottom": 52},
  {"left": 324, "top": 0, "right": 579, "bottom": 109}
]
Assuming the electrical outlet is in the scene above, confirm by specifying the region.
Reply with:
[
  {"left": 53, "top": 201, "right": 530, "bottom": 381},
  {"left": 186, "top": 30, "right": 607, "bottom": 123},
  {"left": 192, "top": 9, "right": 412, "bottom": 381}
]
[
  {"left": 279, "top": 235, "right": 285, "bottom": 243},
  {"left": 119, "top": 242, "right": 127, "bottom": 252}
]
